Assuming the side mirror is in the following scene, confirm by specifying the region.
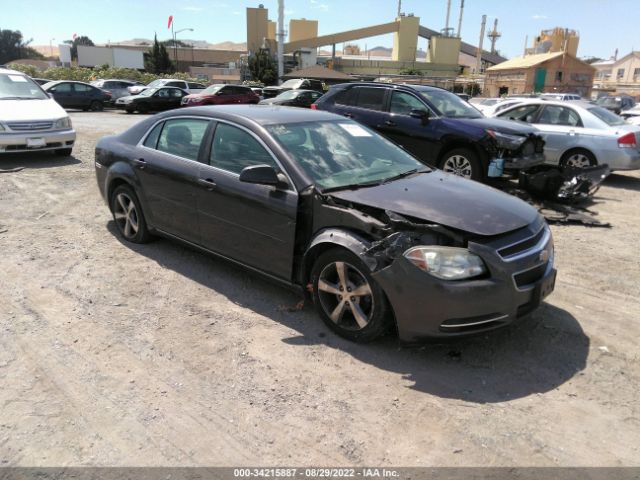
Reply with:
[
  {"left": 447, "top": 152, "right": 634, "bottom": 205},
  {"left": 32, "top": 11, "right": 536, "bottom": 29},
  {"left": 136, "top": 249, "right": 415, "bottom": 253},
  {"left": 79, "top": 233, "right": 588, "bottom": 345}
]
[
  {"left": 239, "top": 164, "right": 280, "bottom": 186},
  {"left": 410, "top": 108, "right": 429, "bottom": 124}
]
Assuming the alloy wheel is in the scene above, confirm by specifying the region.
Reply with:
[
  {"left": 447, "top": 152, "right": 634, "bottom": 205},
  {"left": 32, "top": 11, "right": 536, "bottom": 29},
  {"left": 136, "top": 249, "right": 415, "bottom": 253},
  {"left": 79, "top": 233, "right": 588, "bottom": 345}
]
[
  {"left": 317, "top": 261, "right": 375, "bottom": 331},
  {"left": 113, "top": 192, "right": 139, "bottom": 239},
  {"left": 564, "top": 153, "right": 591, "bottom": 168},
  {"left": 442, "top": 155, "right": 473, "bottom": 178}
]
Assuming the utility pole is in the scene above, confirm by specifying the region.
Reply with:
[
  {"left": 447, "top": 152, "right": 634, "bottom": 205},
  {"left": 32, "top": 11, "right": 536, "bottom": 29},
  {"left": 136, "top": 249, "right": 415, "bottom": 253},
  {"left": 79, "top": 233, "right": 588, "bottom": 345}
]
[
  {"left": 397, "top": 0, "right": 402, "bottom": 17},
  {"left": 456, "top": 0, "right": 464, "bottom": 38},
  {"left": 487, "top": 18, "right": 501, "bottom": 54},
  {"left": 277, "top": 0, "right": 284, "bottom": 84},
  {"left": 476, "top": 15, "right": 486, "bottom": 75}
]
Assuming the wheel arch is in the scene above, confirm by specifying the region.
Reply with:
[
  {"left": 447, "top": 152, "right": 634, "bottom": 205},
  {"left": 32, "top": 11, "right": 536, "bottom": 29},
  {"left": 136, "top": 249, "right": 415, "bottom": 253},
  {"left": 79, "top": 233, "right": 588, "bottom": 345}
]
[{"left": 436, "top": 137, "right": 489, "bottom": 167}]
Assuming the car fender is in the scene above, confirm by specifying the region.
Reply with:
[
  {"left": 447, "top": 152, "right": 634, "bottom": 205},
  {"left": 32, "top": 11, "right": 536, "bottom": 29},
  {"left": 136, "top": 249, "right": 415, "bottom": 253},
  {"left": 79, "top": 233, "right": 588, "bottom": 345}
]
[{"left": 301, "top": 228, "right": 376, "bottom": 284}]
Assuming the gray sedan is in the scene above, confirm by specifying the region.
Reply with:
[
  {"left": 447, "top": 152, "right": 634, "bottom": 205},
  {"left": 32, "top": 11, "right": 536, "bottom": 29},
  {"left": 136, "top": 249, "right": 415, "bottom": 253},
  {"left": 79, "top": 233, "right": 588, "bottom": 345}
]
[{"left": 496, "top": 100, "right": 640, "bottom": 171}]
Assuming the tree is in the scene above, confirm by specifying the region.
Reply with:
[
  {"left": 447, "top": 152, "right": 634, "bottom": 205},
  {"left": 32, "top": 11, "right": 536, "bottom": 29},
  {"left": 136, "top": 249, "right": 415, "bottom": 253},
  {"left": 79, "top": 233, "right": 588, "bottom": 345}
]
[
  {"left": 398, "top": 67, "right": 423, "bottom": 76},
  {"left": 162, "top": 39, "right": 190, "bottom": 48},
  {"left": 0, "top": 29, "right": 44, "bottom": 64},
  {"left": 145, "top": 35, "right": 174, "bottom": 74},
  {"left": 63, "top": 35, "right": 94, "bottom": 61},
  {"left": 248, "top": 49, "right": 277, "bottom": 85}
]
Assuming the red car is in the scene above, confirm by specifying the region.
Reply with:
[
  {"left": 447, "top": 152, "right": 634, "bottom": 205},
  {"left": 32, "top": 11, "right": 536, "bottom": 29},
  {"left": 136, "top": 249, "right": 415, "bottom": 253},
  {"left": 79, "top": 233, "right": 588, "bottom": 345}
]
[{"left": 181, "top": 84, "right": 260, "bottom": 107}]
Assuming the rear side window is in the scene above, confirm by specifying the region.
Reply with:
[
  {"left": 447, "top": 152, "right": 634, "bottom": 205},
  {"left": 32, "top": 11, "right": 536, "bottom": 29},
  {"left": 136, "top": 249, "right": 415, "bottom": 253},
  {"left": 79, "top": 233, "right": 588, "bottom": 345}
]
[
  {"left": 209, "top": 123, "right": 277, "bottom": 174},
  {"left": 167, "top": 81, "right": 185, "bottom": 88},
  {"left": 537, "top": 105, "right": 582, "bottom": 127},
  {"left": 354, "top": 87, "right": 386, "bottom": 111},
  {"left": 188, "top": 82, "right": 205, "bottom": 89},
  {"left": 333, "top": 88, "right": 357, "bottom": 106},
  {"left": 143, "top": 122, "right": 164, "bottom": 149},
  {"left": 74, "top": 83, "right": 91, "bottom": 92},
  {"left": 156, "top": 118, "right": 210, "bottom": 161}
]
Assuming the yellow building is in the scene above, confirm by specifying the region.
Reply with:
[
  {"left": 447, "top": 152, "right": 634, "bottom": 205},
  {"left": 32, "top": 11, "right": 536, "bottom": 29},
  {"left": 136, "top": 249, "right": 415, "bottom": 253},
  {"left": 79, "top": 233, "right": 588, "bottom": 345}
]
[
  {"left": 246, "top": 6, "right": 270, "bottom": 53},
  {"left": 529, "top": 27, "right": 579, "bottom": 57},
  {"left": 289, "top": 19, "right": 318, "bottom": 43}
]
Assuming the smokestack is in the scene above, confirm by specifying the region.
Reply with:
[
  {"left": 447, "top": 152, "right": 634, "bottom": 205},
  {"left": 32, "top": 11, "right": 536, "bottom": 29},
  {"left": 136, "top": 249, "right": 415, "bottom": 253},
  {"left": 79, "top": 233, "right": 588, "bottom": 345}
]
[
  {"left": 487, "top": 18, "right": 501, "bottom": 54},
  {"left": 277, "top": 0, "right": 284, "bottom": 83},
  {"left": 444, "top": 0, "right": 451, "bottom": 36},
  {"left": 457, "top": 0, "right": 464, "bottom": 38},
  {"left": 524, "top": 35, "right": 528, "bottom": 55},
  {"left": 476, "top": 15, "right": 486, "bottom": 74},
  {"left": 397, "top": 0, "right": 402, "bottom": 17}
]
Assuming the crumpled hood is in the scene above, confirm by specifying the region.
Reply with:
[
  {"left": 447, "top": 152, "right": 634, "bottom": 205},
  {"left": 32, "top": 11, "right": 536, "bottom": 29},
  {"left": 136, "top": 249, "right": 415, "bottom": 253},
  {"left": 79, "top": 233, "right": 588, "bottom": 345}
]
[
  {"left": 448, "top": 116, "right": 540, "bottom": 136},
  {"left": 0, "top": 98, "right": 68, "bottom": 122},
  {"left": 329, "top": 170, "right": 538, "bottom": 236}
]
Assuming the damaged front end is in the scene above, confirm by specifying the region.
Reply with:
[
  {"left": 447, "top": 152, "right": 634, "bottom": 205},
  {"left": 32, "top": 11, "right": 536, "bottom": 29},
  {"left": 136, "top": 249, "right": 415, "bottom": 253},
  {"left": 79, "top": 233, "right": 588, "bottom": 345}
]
[
  {"left": 483, "top": 130, "right": 546, "bottom": 176},
  {"left": 518, "top": 164, "right": 611, "bottom": 202}
]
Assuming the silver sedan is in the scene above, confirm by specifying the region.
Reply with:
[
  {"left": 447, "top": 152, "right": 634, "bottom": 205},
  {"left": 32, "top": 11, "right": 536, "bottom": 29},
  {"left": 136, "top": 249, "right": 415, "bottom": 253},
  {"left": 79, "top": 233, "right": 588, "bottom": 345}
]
[{"left": 495, "top": 100, "right": 640, "bottom": 171}]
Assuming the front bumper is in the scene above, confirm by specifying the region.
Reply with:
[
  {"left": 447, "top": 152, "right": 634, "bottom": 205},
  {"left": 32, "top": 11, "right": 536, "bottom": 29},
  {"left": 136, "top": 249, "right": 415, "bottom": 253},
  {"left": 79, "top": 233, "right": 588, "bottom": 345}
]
[
  {"left": 372, "top": 218, "right": 556, "bottom": 342},
  {"left": 504, "top": 152, "right": 546, "bottom": 171},
  {"left": 0, "top": 129, "right": 76, "bottom": 153}
]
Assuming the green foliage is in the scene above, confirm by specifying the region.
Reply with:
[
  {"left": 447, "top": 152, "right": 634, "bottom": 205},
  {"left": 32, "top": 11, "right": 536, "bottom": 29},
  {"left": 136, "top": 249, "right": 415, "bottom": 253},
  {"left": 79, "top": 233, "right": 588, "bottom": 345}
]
[
  {"left": 145, "top": 35, "right": 174, "bottom": 74},
  {"left": 7, "top": 63, "right": 204, "bottom": 85},
  {"left": 162, "top": 39, "right": 191, "bottom": 48},
  {"left": 63, "top": 35, "right": 94, "bottom": 60},
  {"left": 5, "top": 63, "right": 40, "bottom": 77},
  {"left": 248, "top": 49, "right": 277, "bottom": 85},
  {"left": 0, "top": 29, "right": 44, "bottom": 64},
  {"left": 398, "top": 68, "right": 424, "bottom": 76}
]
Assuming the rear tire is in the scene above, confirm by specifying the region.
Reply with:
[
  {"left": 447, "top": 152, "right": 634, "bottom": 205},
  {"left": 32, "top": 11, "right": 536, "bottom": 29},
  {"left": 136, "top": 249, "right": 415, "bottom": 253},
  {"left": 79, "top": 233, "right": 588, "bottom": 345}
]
[
  {"left": 109, "top": 184, "right": 152, "bottom": 244},
  {"left": 54, "top": 148, "right": 72, "bottom": 156},
  {"left": 137, "top": 104, "right": 149, "bottom": 114},
  {"left": 90, "top": 100, "right": 104, "bottom": 112},
  {"left": 310, "top": 249, "right": 391, "bottom": 342},
  {"left": 439, "top": 147, "right": 484, "bottom": 181},
  {"left": 560, "top": 149, "right": 597, "bottom": 169}
]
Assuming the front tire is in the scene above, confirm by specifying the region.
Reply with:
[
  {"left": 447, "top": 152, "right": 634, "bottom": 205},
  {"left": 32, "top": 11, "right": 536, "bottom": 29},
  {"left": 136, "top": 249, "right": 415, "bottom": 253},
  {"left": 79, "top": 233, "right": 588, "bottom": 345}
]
[
  {"left": 311, "top": 249, "right": 391, "bottom": 342},
  {"left": 439, "top": 147, "right": 484, "bottom": 181},
  {"left": 110, "top": 184, "right": 152, "bottom": 243},
  {"left": 560, "top": 149, "right": 597, "bottom": 169}
]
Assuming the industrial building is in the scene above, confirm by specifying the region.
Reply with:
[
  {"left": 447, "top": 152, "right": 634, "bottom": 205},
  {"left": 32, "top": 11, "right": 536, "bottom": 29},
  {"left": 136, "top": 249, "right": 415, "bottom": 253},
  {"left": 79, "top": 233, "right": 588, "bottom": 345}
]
[
  {"left": 592, "top": 51, "right": 640, "bottom": 96},
  {"left": 246, "top": 3, "right": 505, "bottom": 80}
]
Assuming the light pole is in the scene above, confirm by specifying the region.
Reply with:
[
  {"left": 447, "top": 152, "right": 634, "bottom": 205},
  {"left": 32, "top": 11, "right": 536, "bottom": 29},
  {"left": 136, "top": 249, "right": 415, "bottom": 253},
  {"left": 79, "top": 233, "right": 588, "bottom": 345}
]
[{"left": 173, "top": 27, "right": 193, "bottom": 71}]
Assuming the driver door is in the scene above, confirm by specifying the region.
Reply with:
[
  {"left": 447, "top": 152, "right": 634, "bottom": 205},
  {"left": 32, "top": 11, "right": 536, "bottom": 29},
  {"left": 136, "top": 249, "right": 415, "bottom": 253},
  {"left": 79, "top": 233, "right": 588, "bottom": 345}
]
[{"left": 196, "top": 122, "right": 298, "bottom": 280}]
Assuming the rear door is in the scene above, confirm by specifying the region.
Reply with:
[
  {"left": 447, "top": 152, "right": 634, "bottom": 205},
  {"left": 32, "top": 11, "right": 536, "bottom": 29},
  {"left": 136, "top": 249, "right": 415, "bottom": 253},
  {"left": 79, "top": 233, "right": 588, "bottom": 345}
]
[
  {"left": 135, "top": 117, "right": 211, "bottom": 243},
  {"left": 333, "top": 86, "right": 389, "bottom": 131},
  {"left": 196, "top": 121, "right": 298, "bottom": 280},
  {"left": 151, "top": 88, "right": 176, "bottom": 111},
  {"left": 49, "top": 82, "right": 74, "bottom": 108},
  {"left": 531, "top": 104, "right": 584, "bottom": 164},
  {"left": 72, "top": 83, "right": 93, "bottom": 108}
]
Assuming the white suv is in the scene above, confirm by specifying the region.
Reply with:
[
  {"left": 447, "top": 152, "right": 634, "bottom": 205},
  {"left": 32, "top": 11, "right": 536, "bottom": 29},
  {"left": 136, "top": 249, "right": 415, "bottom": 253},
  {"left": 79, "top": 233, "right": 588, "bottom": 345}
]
[
  {"left": 0, "top": 67, "right": 76, "bottom": 155},
  {"left": 128, "top": 79, "right": 207, "bottom": 95}
]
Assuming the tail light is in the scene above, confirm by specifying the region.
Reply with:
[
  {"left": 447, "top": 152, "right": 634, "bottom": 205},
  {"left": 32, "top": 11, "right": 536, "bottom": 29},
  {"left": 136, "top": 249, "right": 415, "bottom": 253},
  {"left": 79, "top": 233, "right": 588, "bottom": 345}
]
[
  {"left": 618, "top": 132, "right": 637, "bottom": 148},
  {"left": 310, "top": 104, "right": 317, "bottom": 110}
]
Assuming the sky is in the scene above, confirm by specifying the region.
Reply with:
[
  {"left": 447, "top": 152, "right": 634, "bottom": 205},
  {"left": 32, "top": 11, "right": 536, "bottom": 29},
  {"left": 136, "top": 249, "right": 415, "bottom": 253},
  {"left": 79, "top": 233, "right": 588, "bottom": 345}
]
[{"left": 2, "top": 0, "right": 637, "bottom": 60}]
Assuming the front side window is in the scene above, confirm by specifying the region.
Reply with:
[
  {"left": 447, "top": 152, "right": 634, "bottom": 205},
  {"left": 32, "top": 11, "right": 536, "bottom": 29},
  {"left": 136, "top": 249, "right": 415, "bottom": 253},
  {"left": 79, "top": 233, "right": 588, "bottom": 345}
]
[
  {"left": 417, "top": 88, "right": 483, "bottom": 119},
  {"left": 170, "top": 89, "right": 184, "bottom": 98},
  {"left": 390, "top": 91, "right": 427, "bottom": 115},
  {"left": 498, "top": 104, "right": 541, "bottom": 123},
  {"left": 156, "top": 118, "right": 210, "bottom": 161},
  {"left": 209, "top": 123, "right": 277, "bottom": 174},
  {"left": 267, "top": 121, "right": 426, "bottom": 191},
  {"left": 353, "top": 87, "right": 386, "bottom": 111}
]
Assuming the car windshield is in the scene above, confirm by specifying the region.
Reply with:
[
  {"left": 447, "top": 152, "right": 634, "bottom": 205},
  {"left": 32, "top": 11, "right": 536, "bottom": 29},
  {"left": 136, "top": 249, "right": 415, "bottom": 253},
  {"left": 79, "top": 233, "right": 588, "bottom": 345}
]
[
  {"left": 146, "top": 80, "right": 164, "bottom": 88},
  {"left": 0, "top": 73, "right": 48, "bottom": 100},
  {"left": 481, "top": 98, "right": 500, "bottom": 106},
  {"left": 280, "top": 79, "right": 302, "bottom": 89},
  {"left": 202, "top": 85, "right": 223, "bottom": 95},
  {"left": 588, "top": 106, "right": 626, "bottom": 126},
  {"left": 277, "top": 90, "right": 299, "bottom": 100},
  {"left": 267, "top": 121, "right": 428, "bottom": 191},
  {"left": 418, "top": 89, "right": 483, "bottom": 119},
  {"left": 140, "top": 88, "right": 159, "bottom": 97}
]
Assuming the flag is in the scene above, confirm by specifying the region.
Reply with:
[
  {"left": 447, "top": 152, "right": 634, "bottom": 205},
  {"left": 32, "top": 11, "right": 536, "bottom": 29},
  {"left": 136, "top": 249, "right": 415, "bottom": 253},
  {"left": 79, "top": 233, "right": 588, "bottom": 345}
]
[
  {"left": 167, "top": 15, "right": 173, "bottom": 29},
  {"left": 72, "top": 33, "right": 77, "bottom": 40}
]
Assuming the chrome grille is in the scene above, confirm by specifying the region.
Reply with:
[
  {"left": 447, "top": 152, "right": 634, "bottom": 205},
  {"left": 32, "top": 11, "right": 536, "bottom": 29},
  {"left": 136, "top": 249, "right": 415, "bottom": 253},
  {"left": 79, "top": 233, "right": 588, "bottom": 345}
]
[{"left": 7, "top": 121, "right": 54, "bottom": 131}]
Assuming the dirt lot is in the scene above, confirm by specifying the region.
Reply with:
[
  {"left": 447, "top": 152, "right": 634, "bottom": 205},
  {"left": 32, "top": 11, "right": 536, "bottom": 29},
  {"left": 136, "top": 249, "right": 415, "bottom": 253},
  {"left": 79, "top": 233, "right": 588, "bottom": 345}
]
[{"left": 0, "top": 111, "right": 638, "bottom": 466}]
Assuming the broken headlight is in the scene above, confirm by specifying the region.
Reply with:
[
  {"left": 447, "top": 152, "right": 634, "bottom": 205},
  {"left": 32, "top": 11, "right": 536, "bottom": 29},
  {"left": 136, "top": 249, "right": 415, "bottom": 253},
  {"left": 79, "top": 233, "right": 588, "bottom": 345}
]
[
  {"left": 487, "top": 129, "right": 528, "bottom": 150},
  {"left": 404, "top": 246, "right": 486, "bottom": 280}
]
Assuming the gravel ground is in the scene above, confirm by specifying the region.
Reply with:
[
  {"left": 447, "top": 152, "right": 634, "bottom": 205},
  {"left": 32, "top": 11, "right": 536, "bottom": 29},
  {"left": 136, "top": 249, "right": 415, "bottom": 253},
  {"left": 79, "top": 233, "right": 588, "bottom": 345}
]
[{"left": 0, "top": 111, "right": 638, "bottom": 466}]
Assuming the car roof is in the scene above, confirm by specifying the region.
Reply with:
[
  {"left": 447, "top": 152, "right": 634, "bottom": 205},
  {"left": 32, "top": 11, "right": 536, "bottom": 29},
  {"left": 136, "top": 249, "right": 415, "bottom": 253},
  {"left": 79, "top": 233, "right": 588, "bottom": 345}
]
[
  {"left": 0, "top": 67, "right": 26, "bottom": 75},
  {"left": 330, "top": 81, "right": 449, "bottom": 94},
  {"left": 174, "top": 104, "right": 341, "bottom": 125},
  {"left": 498, "top": 99, "right": 597, "bottom": 111}
]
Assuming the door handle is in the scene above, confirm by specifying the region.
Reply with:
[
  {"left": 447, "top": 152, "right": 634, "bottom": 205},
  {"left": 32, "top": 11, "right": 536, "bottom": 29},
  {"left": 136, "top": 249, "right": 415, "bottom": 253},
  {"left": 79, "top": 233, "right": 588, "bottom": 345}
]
[
  {"left": 133, "top": 158, "right": 146, "bottom": 169},
  {"left": 343, "top": 113, "right": 353, "bottom": 118},
  {"left": 198, "top": 178, "right": 217, "bottom": 190},
  {"left": 385, "top": 120, "right": 397, "bottom": 127}
]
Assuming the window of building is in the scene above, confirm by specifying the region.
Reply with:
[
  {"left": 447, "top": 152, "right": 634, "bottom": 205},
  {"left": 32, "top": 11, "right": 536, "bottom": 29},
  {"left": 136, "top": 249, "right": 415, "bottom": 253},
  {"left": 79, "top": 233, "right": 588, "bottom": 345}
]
[
  {"left": 634, "top": 68, "right": 640, "bottom": 78},
  {"left": 617, "top": 68, "right": 625, "bottom": 79},
  {"left": 555, "top": 71, "right": 563, "bottom": 82}
]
